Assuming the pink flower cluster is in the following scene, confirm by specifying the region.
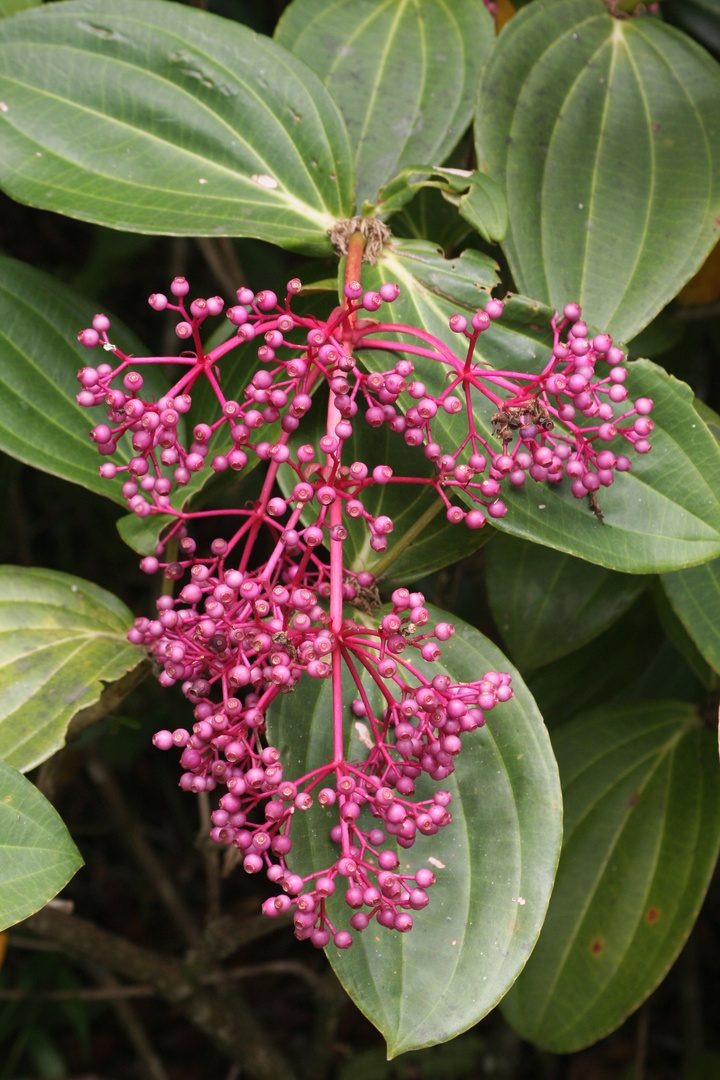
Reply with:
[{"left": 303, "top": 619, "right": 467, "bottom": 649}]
[{"left": 74, "top": 273, "right": 649, "bottom": 945}]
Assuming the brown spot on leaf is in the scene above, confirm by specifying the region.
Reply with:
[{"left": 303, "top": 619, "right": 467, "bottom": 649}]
[
  {"left": 628, "top": 792, "right": 640, "bottom": 807},
  {"left": 590, "top": 939, "right": 604, "bottom": 955},
  {"left": 646, "top": 907, "right": 660, "bottom": 924}
]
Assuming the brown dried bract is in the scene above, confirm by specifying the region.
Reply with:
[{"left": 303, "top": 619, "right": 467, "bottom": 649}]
[
  {"left": 491, "top": 398, "right": 553, "bottom": 443},
  {"left": 588, "top": 492, "right": 605, "bottom": 525},
  {"left": 328, "top": 217, "right": 391, "bottom": 265},
  {"left": 349, "top": 583, "right": 381, "bottom": 615}
]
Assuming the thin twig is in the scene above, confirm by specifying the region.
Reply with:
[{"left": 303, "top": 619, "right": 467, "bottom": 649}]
[
  {"left": 0, "top": 985, "right": 155, "bottom": 1001},
  {"left": 0, "top": 958, "right": 323, "bottom": 1004},
  {"left": 206, "top": 960, "right": 322, "bottom": 990},
  {"left": 21, "top": 906, "right": 299, "bottom": 1080},
  {"left": 6, "top": 933, "right": 63, "bottom": 952},
  {"left": 198, "top": 910, "right": 293, "bottom": 964},
  {"left": 86, "top": 752, "right": 202, "bottom": 947},
  {"left": 88, "top": 965, "right": 170, "bottom": 1080}
]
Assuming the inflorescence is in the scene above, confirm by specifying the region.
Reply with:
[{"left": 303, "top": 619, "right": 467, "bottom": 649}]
[{"left": 75, "top": 275, "right": 652, "bottom": 947}]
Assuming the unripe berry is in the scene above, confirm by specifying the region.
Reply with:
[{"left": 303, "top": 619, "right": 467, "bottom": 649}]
[
  {"left": 363, "top": 291, "right": 382, "bottom": 311},
  {"left": 77, "top": 328, "right": 99, "bottom": 347},
  {"left": 171, "top": 276, "right": 189, "bottom": 296}
]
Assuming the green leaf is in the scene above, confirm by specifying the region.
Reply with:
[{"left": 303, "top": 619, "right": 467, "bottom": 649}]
[
  {"left": 661, "top": 556, "right": 720, "bottom": 674},
  {"left": 626, "top": 308, "right": 685, "bottom": 361},
  {"left": 0, "top": 758, "right": 83, "bottom": 932},
  {"left": 0, "top": 566, "right": 144, "bottom": 772},
  {"left": 483, "top": 361, "right": 720, "bottom": 572},
  {"left": 475, "top": 0, "right": 720, "bottom": 342},
  {"left": 653, "top": 580, "right": 719, "bottom": 689},
  {"left": 269, "top": 604, "right": 561, "bottom": 1056},
  {"left": 357, "top": 253, "right": 720, "bottom": 572},
  {"left": 525, "top": 592, "right": 665, "bottom": 725},
  {"left": 485, "top": 533, "right": 648, "bottom": 670},
  {"left": 389, "top": 186, "right": 474, "bottom": 251},
  {"left": 693, "top": 397, "right": 720, "bottom": 442},
  {"left": 448, "top": 171, "right": 508, "bottom": 245},
  {"left": 276, "top": 0, "right": 493, "bottom": 209},
  {"left": 502, "top": 700, "right": 720, "bottom": 1053},
  {"left": 0, "top": 256, "right": 160, "bottom": 503},
  {"left": 0, "top": 0, "right": 353, "bottom": 252},
  {"left": 369, "top": 166, "right": 507, "bottom": 243},
  {"left": 0, "top": 0, "right": 39, "bottom": 17}
]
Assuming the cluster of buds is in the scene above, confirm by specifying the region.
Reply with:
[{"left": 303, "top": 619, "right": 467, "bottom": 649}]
[
  {"left": 76, "top": 280, "right": 652, "bottom": 538},
  {"left": 75, "top": 270, "right": 650, "bottom": 945}
]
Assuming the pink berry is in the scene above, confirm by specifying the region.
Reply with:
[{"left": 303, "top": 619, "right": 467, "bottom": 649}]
[{"left": 170, "top": 276, "right": 189, "bottom": 297}]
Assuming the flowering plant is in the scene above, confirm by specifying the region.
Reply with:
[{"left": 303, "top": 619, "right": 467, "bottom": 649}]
[{"left": 1, "top": 0, "right": 720, "bottom": 1076}]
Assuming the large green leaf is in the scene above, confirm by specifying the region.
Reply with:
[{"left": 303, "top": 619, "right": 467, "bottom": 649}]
[
  {"left": 0, "top": 0, "right": 39, "bottom": 17},
  {"left": 276, "top": 0, "right": 493, "bottom": 209},
  {"left": 0, "top": 566, "right": 144, "bottom": 772},
  {"left": 525, "top": 592, "right": 665, "bottom": 725},
  {"left": 0, "top": 256, "right": 163, "bottom": 504},
  {"left": 475, "top": 0, "right": 720, "bottom": 342},
  {"left": 270, "top": 605, "right": 561, "bottom": 1056},
  {"left": 389, "top": 185, "right": 474, "bottom": 252},
  {"left": 0, "top": 757, "right": 83, "bottom": 932},
  {"left": 481, "top": 361, "right": 720, "bottom": 572},
  {"left": 502, "top": 701, "right": 720, "bottom": 1052},
  {"left": 485, "top": 534, "right": 648, "bottom": 670},
  {"left": 661, "top": 557, "right": 720, "bottom": 674},
  {"left": 0, "top": 0, "right": 353, "bottom": 251},
  {"left": 357, "top": 250, "right": 720, "bottom": 571}
]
